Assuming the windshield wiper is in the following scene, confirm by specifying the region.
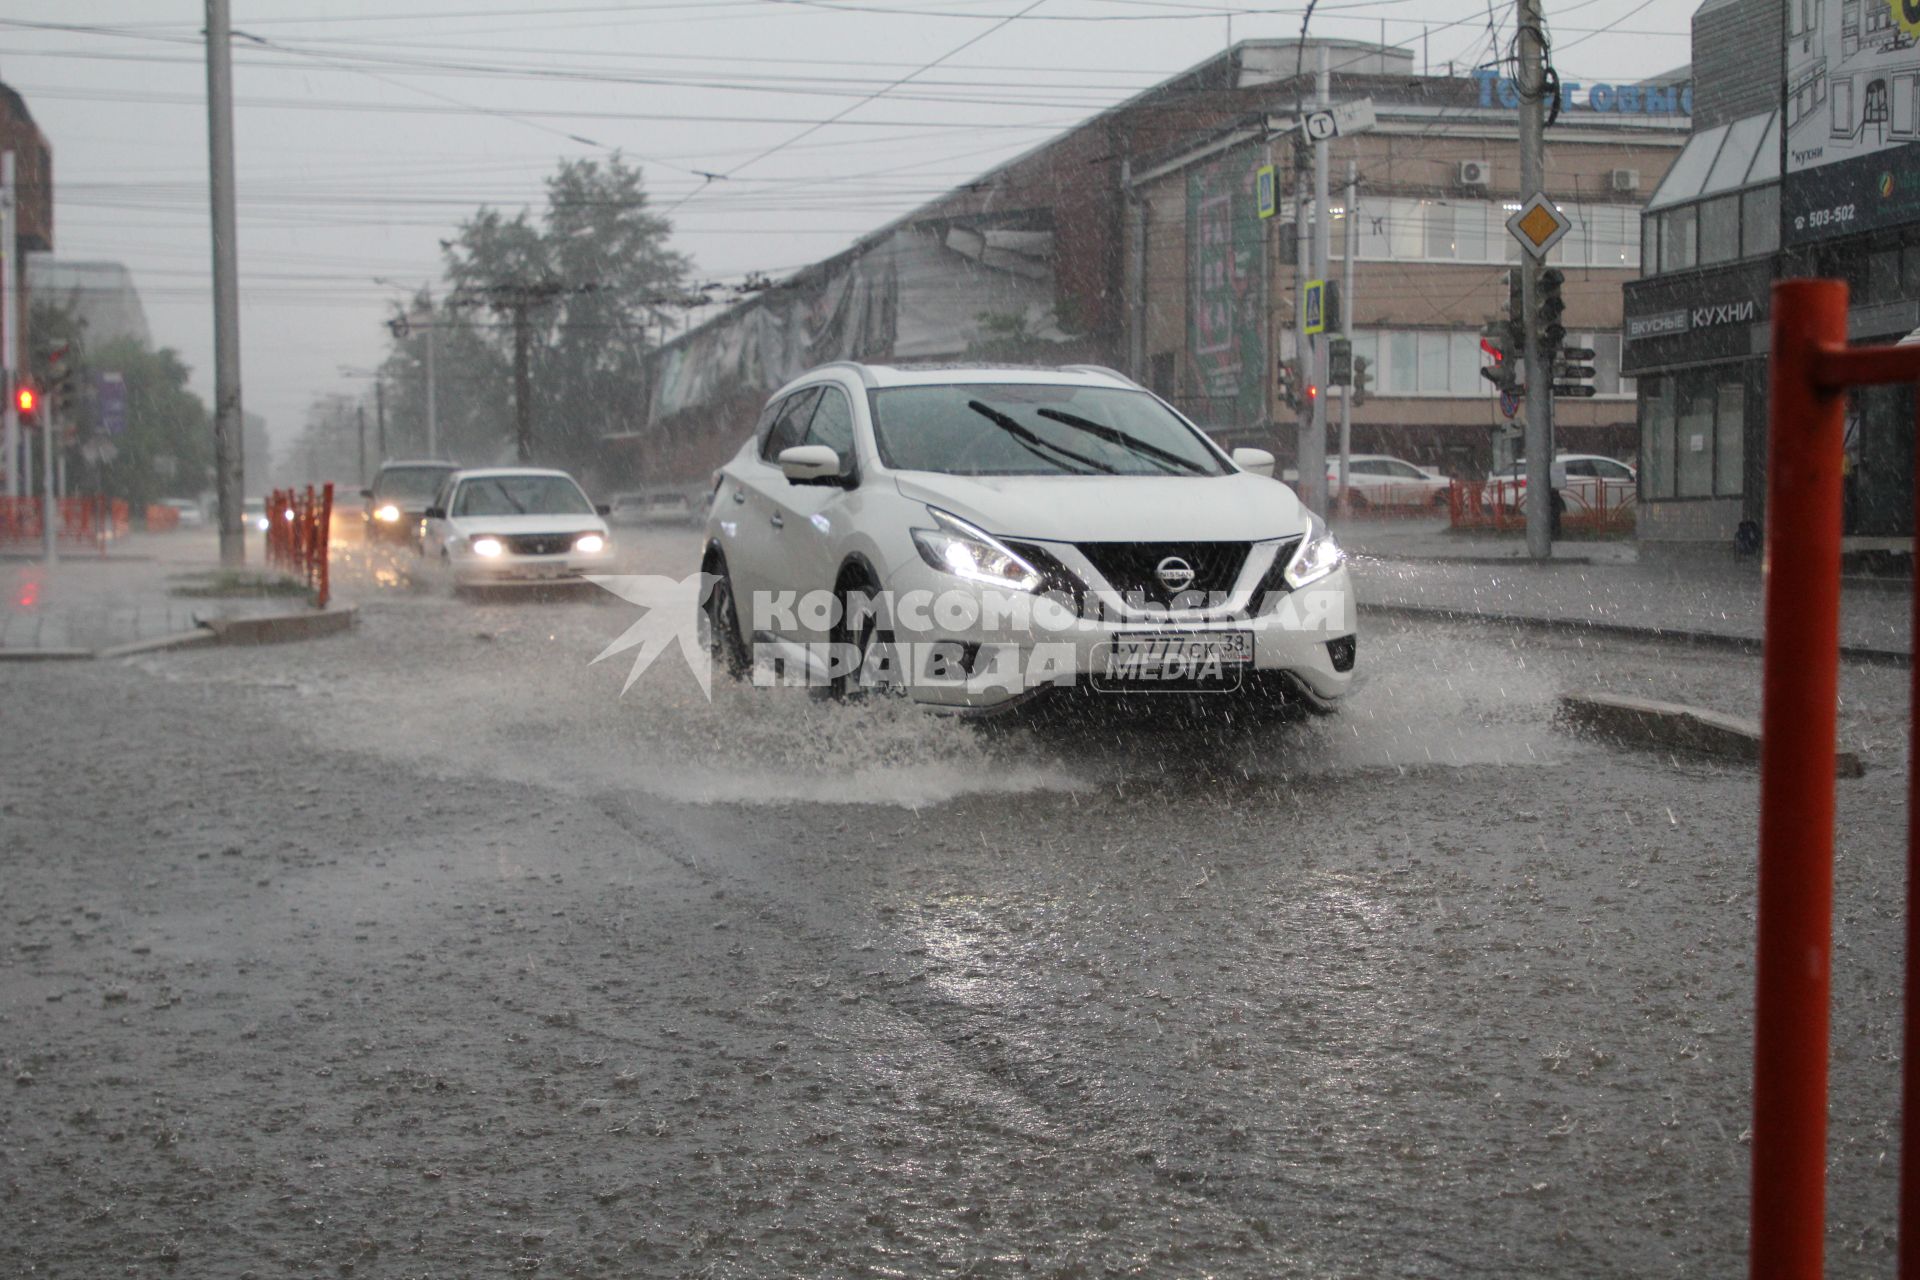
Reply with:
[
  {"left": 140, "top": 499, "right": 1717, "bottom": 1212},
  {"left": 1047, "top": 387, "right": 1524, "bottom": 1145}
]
[
  {"left": 1033, "top": 407, "right": 1208, "bottom": 475},
  {"left": 965, "top": 400, "right": 1112, "bottom": 475}
]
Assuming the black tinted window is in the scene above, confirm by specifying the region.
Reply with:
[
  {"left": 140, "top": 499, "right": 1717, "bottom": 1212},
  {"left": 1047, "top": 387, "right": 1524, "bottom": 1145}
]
[
  {"left": 760, "top": 388, "right": 823, "bottom": 462},
  {"left": 805, "top": 388, "right": 856, "bottom": 464}
]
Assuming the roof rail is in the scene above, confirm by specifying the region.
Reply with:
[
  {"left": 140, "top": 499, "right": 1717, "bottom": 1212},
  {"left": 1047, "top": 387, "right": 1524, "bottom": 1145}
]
[
  {"left": 808, "top": 360, "right": 878, "bottom": 388},
  {"left": 1059, "top": 364, "right": 1143, "bottom": 389}
]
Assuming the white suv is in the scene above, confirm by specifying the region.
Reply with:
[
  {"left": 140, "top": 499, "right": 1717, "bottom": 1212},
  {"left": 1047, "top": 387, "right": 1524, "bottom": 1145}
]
[{"left": 699, "top": 363, "right": 1356, "bottom": 713}]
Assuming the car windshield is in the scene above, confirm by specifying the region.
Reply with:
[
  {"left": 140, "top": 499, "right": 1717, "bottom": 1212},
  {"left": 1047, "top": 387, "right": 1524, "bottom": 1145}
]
[
  {"left": 452, "top": 474, "right": 592, "bottom": 517},
  {"left": 869, "top": 384, "right": 1228, "bottom": 478},
  {"left": 375, "top": 467, "right": 454, "bottom": 501}
]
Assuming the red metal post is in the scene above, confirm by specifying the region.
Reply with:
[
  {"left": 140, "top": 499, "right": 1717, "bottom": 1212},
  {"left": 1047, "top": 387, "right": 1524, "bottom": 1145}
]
[
  {"left": 1906, "top": 387, "right": 1920, "bottom": 1280},
  {"left": 1752, "top": 279, "right": 1849, "bottom": 1279}
]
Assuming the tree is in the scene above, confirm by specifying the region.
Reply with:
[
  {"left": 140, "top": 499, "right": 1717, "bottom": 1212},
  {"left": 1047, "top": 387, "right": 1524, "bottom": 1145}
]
[
  {"left": 28, "top": 299, "right": 216, "bottom": 509},
  {"left": 387, "top": 154, "right": 689, "bottom": 472}
]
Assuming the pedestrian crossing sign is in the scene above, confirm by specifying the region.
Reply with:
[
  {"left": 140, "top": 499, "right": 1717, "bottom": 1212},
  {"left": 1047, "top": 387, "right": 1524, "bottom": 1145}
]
[
  {"left": 1256, "top": 165, "right": 1277, "bottom": 220},
  {"left": 1303, "top": 279, "right": 1326, "bottom": 335}
]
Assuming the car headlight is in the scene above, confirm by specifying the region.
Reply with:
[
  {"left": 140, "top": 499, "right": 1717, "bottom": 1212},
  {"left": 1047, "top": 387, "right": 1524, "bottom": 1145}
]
[
  {"left": 254, "top": 516, "right": 269, "bottom": 532},
  {"left": 574, "top": 533, "right": 606, "bottom": 554},
  {"left": 1284, "top": 515, "right": 1344, "bottom": 589},
  {"left": 910, "top": 508, "right": 1041, "bottom": 593},
  {"left": 374, "top": 504, "right": 401, "bottom": 523},
  {"left": 471, "top": 536, "right": 504, "bottom": 558}
]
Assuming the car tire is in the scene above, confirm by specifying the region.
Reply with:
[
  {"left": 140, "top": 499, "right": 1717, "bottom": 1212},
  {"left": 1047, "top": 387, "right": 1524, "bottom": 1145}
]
[
  {"left": 700, "top": 549, "right": 752, "bottom": 681},
  {"left": 831, "top": 566, "right": 894, "bottom": 701}
]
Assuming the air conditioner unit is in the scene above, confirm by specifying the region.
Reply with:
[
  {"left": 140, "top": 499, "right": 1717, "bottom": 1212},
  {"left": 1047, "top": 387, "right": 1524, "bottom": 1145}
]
[
  {"left": 1457, "top": 160, "right": 1492, "bottom": 187},
  {"left": 1610, "top": 168, "right": 1641, "bottom": 193}
]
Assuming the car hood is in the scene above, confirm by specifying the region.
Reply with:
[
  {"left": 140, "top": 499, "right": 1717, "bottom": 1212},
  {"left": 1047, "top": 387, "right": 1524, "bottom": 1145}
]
[
  {"left": 891, "top": 471, "right": 1309, "bottom": 543},
  {"left": 447, "top": 513, "right": 606, "bottom": 535}
]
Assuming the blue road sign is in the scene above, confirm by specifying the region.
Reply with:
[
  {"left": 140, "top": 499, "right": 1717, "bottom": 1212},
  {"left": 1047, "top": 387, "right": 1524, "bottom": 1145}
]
[{"left": 97, "top": 372, "right": 128, "bottom": 436}]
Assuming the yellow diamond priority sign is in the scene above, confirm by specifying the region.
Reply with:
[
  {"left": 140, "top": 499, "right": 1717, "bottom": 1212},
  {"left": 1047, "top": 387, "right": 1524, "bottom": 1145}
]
[{"left": 1506, "top": 193, "right": 1571, "bottom": 260}]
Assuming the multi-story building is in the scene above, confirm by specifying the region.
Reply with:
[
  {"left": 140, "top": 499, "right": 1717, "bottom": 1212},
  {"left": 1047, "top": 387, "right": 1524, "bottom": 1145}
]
[
  {"left": 1, "top": 80, "right": 54, "bottom": 495},
  {"left": 1625, "top": 0, "right": 1920, "bottom": 545},
  {"left": 628, "top": 39, "right": 1690, "bottom": 492},
  {"left": 1124, "top": 41, "right": 1689, "bottom": 476},
  {"left": 26, "top": 257, "right": 151, "bottom": 349}
]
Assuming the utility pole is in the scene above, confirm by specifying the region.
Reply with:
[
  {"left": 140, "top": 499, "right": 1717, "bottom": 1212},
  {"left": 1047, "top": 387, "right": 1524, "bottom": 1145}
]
[
  {"left": 1338, "top": 159, "right": 1357, "bottom": 512},
  {"left": 40, "top": 373, "right": 55, "bottom": 563},
  {"left": 510, "top": 301, "right": 533, "bottom": 463},
  {"left": 1, "top": 151, "right": 15, "bottom": 501},
  {"left": 374, "top": 376, "right": 387, "bottom": 462},
  {"left": 1517, "top": 0, "right": 1553, "bottom": 560},
  {"left": 425, "top": 317, "right": 438, "bottom": 459},
  {"left": 1311, "top": 45, "right": 1332, "bottom": 515},
  {"left": 1294, "top": 160, "right": 1320, "bottom": 513},
  {"left": 205, "top": 0, "right": 246, "bottom": 565},
  {"left": 356, "top": 405, "right": 367, "bottom": 484}
]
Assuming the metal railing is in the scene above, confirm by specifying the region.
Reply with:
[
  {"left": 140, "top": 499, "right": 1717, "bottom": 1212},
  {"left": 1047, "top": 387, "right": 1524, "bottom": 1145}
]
[
  {"left": 266, "top": 484, "right": 334, "bottom": 609},
  {"left": 0, "top": 495, "right": 129, "bottom": 552},
  {"left": 1750, "top": 278, "right": 1920, "bottom": 1278},
  {"left": 1447, "top": 478, "right": 1636, "bottom": 534}
]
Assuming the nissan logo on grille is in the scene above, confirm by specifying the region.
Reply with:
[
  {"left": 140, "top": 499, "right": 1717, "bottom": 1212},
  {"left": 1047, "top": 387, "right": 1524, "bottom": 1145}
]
[{"left": 1155, "top": 556, "right": 1196, "bottom": 592}]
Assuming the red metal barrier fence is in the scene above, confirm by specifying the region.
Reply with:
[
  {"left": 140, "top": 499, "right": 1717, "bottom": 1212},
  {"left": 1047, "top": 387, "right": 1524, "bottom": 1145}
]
[
  {"left": 266, "top": 484, "right": 333, "bottom": 609},
  {"left": 1448, "top": 478, "right": 1637, "bottom": 534},
  {"left": 0, "top": 495, "right": 129, "bottom": 552},
  {"left": 145, "top": 503, "right": 181, "bottom": 533},
  {"left": 1751, "top": 279, "right": 1920, "bottom": 1279}
]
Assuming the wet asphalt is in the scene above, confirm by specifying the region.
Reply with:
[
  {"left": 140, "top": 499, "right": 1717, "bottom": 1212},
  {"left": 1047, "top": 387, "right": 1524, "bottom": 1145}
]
[{"left": 0, "top": 528, "right": 1910, "bottom": 1277}]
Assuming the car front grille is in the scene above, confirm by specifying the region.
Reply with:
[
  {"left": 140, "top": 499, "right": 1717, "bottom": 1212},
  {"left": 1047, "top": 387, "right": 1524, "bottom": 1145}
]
[
  {"left": 1002, "top": 540, "right": 1091, "bottom": 617},
  {"left": 506, "top": 533, "right": 573, "bottom": 556},
  {"left": 1247, "top": 536, "right": 1304, "bottom": 617},
  {"left": 1075, "top": 541, "right": 1249, "bottom": 608}
]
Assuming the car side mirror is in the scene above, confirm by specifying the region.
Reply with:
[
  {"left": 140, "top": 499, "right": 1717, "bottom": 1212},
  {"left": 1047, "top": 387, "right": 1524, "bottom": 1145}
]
[
  {"left": 595, "top": 503, "right": 611, "bottom": 517},
  {"left": 1231, "top": 447, "right": 1275, "bottom": 478},
  {"left": 422, "top": 506, "right": 445, "bottom": 520},
  {"left": 778, "top": 444, "right": 844, "bottom": 485},
  {"left": 360, "top": 487, "right": 373, "bottom": 499}
]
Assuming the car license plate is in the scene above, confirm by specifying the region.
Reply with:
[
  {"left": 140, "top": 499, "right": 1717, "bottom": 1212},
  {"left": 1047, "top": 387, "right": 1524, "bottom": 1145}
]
[
  {"left": 513, "top": 563, "right": 567, "bottom": 580},
  {"left": 1095, "top": 631, "right": 1252, "bottom": 689}
]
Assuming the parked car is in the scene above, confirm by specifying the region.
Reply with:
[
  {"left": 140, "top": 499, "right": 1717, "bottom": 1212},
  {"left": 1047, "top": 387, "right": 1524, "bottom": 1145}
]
[
  {"left": 157, "top": 498, "right": 207, "bottom": 529},
  {"left": 419, "top": 468, "right": 613, "bottom": 588},
  {"left": 1325, "top": 455, "right": 1451, "bottom": 511},
  {"left": 241, "top": 497, "right": 269, "bottom": 533},
  {"left": 699, "top": 362, "right": 1356, "bottom": 713},
  {"left": 362, "top": 460, "right": 459, "bottom": 547},
  {"left": 1481, "top": 454, "right": 1636, "bottom": 515}
]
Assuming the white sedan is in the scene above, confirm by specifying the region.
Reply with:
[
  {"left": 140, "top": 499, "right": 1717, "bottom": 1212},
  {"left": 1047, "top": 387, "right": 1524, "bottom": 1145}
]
[
  {"left": 1325, "top": 455, "right": 1451, "bottom": 511},
  {"left": 420, "top": 468, "right": 613, "bottom": 588},
  {"left": 700, "top": 362, "right": 1356, "bottom": 714}
]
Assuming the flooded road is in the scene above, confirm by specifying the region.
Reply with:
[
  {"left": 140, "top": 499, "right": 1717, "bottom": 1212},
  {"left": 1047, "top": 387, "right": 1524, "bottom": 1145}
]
[{"left": 1, "top": 528, "right": 1907, "bottom": 1276}]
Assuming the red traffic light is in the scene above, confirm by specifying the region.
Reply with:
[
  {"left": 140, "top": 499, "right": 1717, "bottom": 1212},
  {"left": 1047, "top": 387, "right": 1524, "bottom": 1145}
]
[
  {"left": 1306, "top": 384, "right": 1318, "bottom": 402},
  {"left": 14, "top": 385, "right": 36, "bottom": 418}
]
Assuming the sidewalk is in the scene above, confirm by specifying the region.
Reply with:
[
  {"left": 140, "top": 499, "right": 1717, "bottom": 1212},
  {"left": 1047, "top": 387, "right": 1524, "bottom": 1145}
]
[
  {"left": 0, "top": 531, "right": 319, "bottom": 657},
  {"left": 1339, "top": 517, "right": 1912, "bottom": 659}
]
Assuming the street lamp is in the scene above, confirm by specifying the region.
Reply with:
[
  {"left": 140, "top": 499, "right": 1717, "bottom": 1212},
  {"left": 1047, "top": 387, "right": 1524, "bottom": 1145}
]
[{"left": 337, "top": 366, "right": 386, "bottom": 469}]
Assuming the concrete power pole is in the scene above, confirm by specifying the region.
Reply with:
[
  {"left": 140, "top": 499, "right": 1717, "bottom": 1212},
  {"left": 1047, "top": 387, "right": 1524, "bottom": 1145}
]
[
  {"left": 1517, "top": 0, "right": 1554, "bottom": 560},
  {"left": 1338, "top": 160, "right": 1357, "bottom": 510},
  {"left": 1310, "top": 46, "right": 1332, "bottom": 514},
  {"left": 205, "top": 0, "right": 246, "bottom": 566},
  {"left": 374, "top": 376, "right": 387, "bottom": 462},
  {"left": 1, "top": 151, "right": 16, "bottom": 501},
  {"left": 510, "top": 302, "right": 533, "bottom": 463},
  {"left": 1294, "top": 161, "right": 1320, "bottom": 514}
]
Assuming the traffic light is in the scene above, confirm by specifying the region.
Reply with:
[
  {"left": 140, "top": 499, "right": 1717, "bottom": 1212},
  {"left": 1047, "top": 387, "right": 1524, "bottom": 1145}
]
[
  {"left": 14, "top": 383, "right": 37, "bottom": 426},
  {"left": 1479, "top": 326, "right": 1515, "bottom": 394},
  {"left": 1536, "top": 268, "right": 1567, "bottom": 351},
  {"left": 1277, "top": 357, "right": 1298, "bottom": 410},
  {"left": 1504, "top": 269, "right": 1526, "bottom": 368},
  {"left": 1552, "top": 341, "right": 1598, "bottom": 399},
  {"left": 1351, "top": 355, "right": 1371, "bottom": 406},
  {"left": 1328, "top": 337, "right": 1352, "bottom": 387}
]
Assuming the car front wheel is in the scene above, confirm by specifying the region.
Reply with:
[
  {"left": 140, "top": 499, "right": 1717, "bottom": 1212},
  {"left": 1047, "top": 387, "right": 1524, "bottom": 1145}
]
[{"left": 700, "top": 551, "right": 752, "bottom": 681}]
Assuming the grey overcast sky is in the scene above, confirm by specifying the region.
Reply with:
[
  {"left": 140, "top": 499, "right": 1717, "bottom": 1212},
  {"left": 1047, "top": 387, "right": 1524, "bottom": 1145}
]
[{"left": 2, "top": 0, "right": 1691, "bottom": 456}]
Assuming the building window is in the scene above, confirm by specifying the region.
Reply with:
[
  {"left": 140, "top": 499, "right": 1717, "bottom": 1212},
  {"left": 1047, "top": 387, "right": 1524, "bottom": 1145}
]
[
  {"left": 1676, "top": 380, "right": 1716, "bottom": 497},
  {"left": 1698, "top": 195, "right": 1740, "bottom": 265},
  {"left": 1716, "top": 382, "right": 1745, "bottom": 496},
  {"left": 1660, "top": 204, "right": 1698, "bottom": 272},
  {"left": 1742, "top": 186, "right": 1780, "bottom": 257},
  {"left": 1834, "top": 78, "right": 1855, "bottom": 136},
  {"left": 1348, "top": 198, "right": 1638, "bottom": 267},
  {"left": 1641, "top": 214, "right": 1659, "bottom": 277},
  {"left": 1644, "top": 377, "right": 1676, "bottom": 498}
]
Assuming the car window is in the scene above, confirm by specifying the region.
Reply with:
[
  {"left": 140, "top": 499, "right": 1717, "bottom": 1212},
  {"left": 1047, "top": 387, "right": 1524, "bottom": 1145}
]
[
  {"left": 1562, "top": 460, "right": 1596, "bottom": 477},
  {"left": 451, "top": 474, "right": 593, "bottom": 517},
  {"left": 1387, "top": 460, "right": 1424, "bottom": 478},
  {"left": 804, "top": 386, "right": 856, "bottom": 465},
  {"left": 869, "top": 383, "right": 1229, "bottom": 478},
  {"left": 1595, "top": 459, "right": 1634, "bottom": 480},
  {"left": 760, "top": 388, "right": 823, "bottom": 462},
  {"left": 1353, "top": 460, "right": 1387, "bottom": 475},
  {"left": 374, "top": 466, "right": 454, "bottom": 501}
]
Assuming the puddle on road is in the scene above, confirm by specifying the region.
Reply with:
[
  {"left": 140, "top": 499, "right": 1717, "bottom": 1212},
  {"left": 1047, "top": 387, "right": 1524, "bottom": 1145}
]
[{"left": 130, "top": 550, "right": 1567, "bottom": 809}]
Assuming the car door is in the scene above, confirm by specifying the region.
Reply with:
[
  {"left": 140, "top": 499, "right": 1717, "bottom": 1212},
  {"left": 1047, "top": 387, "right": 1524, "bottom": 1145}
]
[
  {"left": 763, "top": 383, "right": 861, "bottom": 645},
  {"left": 722, "top": 388, "right": 820, "bottom": 641},
  {"left": 420, "top": 477, "right": 458, "bottom": 558},
  {"left": 1559, "top": 458, "right": 1599, "bottom": 514}
]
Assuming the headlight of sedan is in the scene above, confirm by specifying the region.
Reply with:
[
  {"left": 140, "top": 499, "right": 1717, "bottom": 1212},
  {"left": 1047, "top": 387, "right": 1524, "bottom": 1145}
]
[
  {"left": 374, "top": 503, "right": 402, "bottom": 523},
  {"left": 910, "top": 508, "right": 1042, "bottom": 593},
  {"left": 575, "top": 533, "right": 606, "bottom": 554},
  {"left": 471, "top": 536, "right": 504, "bottom": 558},
  {"left": 1283, "top": 514, "right": 1344, "bottom": 589}
]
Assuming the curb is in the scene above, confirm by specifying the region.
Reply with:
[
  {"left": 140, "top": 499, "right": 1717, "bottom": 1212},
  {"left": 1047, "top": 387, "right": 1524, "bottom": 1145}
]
[
  {"left": 1358, "top": 601, "right": 1912, "bottom": 667},
  {"left": 0, "top": 606, "right": 354, "bottom": 661},
  {"left": 1558, "top": 691, "right": 1865, "bottom": 778},
  {"left": 202, "top": 607, "right": 356, "bottom": 646}
]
